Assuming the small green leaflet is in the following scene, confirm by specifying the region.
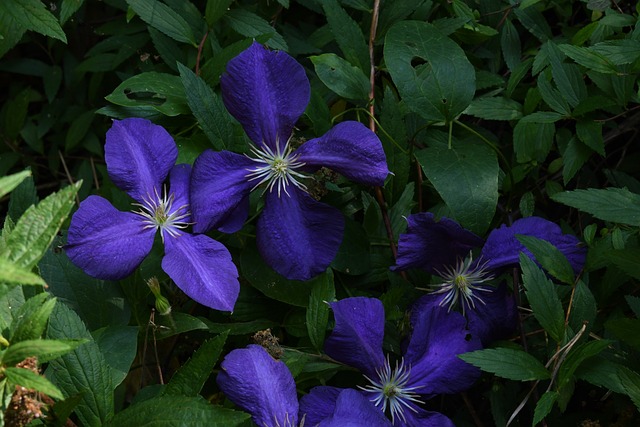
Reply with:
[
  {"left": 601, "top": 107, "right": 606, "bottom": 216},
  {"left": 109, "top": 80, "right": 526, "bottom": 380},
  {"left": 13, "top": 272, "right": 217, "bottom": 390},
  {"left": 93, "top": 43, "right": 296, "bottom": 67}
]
[
  {"left": 552, "top": 187, "right": 640, "bottom": 226},
  {"left": 459, "top": 347, "right": 550, "bottom": 381}
]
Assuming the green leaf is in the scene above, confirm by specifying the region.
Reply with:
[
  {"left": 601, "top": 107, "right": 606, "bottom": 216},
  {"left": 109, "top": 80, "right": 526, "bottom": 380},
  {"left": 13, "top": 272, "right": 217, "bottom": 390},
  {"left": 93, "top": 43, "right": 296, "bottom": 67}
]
[
  {"left": 385, "top": 21, "right": 475, "bottom": 123},
  {"left": 547, "top": 42, "right": 585, "bottom": 107},
  {"left": 533, "top": 391, "right": 558, "bottom": 426},
  {"left": 562, "top": 136, "right": 592, "bottom": 185},
  {"left": 126, "top": 0, "right": 195, "bottom": 45},
  {"left": 568, "top": 281, "right": 596, "bottom": 335},
  {"left": 310, "top": 53, "right": 370, "bottom": 100},
  {"left": 331, "top": 219, "right": 371, "bottom": 275},
  {"left": 575, "top": 120, "right": 604, "bottom": 156},
  {"left": 2, "top": 339, "right": 85, "bottom": 366},
  {"left": 591, "top": 40, "right": 640, "bottom": 65},
  {"left": 465, "top": 97, "right": 523, "bottom": 120},
  {"left": 459, "top": 347, "right": 550, "bottom": 381},
  {"left": 224, "top": 9, "right": 287, "bottom": 51},
  {"left": 513, "top": 4, "right": 551, "bottom": 42},
  {"left": 606, "top": 318, "right": 640, "bottom": 351},
  {"left": 60, "top": 0, "right": 85, "bottom": 25},
  {"left": 517, "top": 235, "right": 575, "bottom": 284},
  {"left": 558, "top": 44, "right": 618, "bottom": 74},
  {"left": 105, "top": 395, "right": 250, "bottom": 427},
  {"left": 520, "top": 254, "right": 565, "bottom": 343},
  {"left": 177, "top": 63, "right": 236, "bottom": 150},
  {"left": 513, "top": 120, "right": 555, "bottom": 163},
  {"left": 415, "top": 138, "right": 498, "bottom": 235},
  {"left": 0, "top": 6, "right": 27, "bottom": 58},
  {"left": 0, "top": 0, "right": 67, "bottom": 43},
  {"left": 163, "top": 332, "right": 228, "bottom": 397},
  {"left": 105, "top": 72, "right": 189, "bottom": 117},
  {"left": 0, "top": 258, "right": 46, "bottom": 286},
  {"left": 306, "top": 270, "right": 335, "bottom": 351},
  {"left": 3, "top": 367, "right": 64, "bottom": 400},
  {"left": 93, "top": 326, "right": 138, "bottom": 388},
  {"left": 552, "top": 187, "right": 640, "bottom": 226},
  {"left": 618, "top": 367, "right": 640, "bottom": 413},
  {"left": 0, "top": 182, "right": 80, "bottom": 269},
  {"left": 205, "top": 0, "right": 233, "bottom": 26},
  {"left": 557, "top": 339, "right": 611, "bottom": 388},
  {"left": 501, "top": 19, "right": 522, "bottom": 71},
  {"left": 322, "top": 0, "right": 369, "bottom": 71},
  {"left": 46, "top": 303, "right": 114, "bottom": 426},
  {"left": 10, "top": 293, "right": 56, "bottom": 342},
  {"left": 0, "top": 170, "right": 31, "bottom": 199}
]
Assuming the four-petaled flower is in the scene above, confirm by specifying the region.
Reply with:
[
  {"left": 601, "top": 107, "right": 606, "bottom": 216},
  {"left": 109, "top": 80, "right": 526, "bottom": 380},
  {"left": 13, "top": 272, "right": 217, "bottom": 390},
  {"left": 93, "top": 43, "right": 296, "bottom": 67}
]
[
  {"left": 393, "top": 213, "right": 587, "bottom": 344},
  {"left": 190, "top": 42, "right": 389, "bottom": 281},
  {"left": 299, "top": 297, "right": 481, "bottom": 426},
  {"left": 217, "top": 344, "right": 393, "bottom": 427},
  {"left": 65, "top": 118, "right": 240, "bottom": 311}
]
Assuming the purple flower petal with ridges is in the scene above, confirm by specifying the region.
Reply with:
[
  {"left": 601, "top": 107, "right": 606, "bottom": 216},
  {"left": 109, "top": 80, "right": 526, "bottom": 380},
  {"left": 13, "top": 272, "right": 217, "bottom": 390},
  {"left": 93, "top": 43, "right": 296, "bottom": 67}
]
[
  {"left": 319, "top": 389, "right": 392, "bottom": 427},
  {"left": 466, "top": 283, "right": 518, "bottom": 345},
  {"left": 394, "top": 212, "right": 484, "bottom": 274},
  {"left": 397, "top": 408, "right": 455, "bottom": 427},
  {"left": 324, "top": 297, "right": 386, "bottom": 378},
  {"left": 190, "top": 150, "right": 255, "bottom": 233},
  {"left": 295, "top": 121, "right": 389, "bottom": 186},
  {"left": 256, "top": 188, "right": 344, "bottom": 281},
  {"left": 404, "top": 297, "right": 481, "bottom": 396},
  {"left": 221, "top": 41, "right": 310, "bottom": 151},
  {"left": 167, "top": 164, "right": 191, "bottom": 223},
  {"left": 66, "top": 195, "right": 155, "bottom": 280},
  {"left": 217, "top": 345, "right": 298, "bottom": 427},
  {"left": 298, "top": 386, "right": 343, "bottom": 426},
  {"left": 481, "top": 216, "right": 586, "bottom": 274},
  {"left": 162, "top": 233, "right": 239, "bottom": 311},
  {"left": 105, "top": 118, "right": 178, "bottom": 202}
]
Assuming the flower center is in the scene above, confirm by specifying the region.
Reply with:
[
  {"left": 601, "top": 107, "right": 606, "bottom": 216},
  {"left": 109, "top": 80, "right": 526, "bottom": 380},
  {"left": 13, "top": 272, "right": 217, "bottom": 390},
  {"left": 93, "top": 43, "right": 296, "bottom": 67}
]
[
  {"left": 245, "top": 138, "right": 308, "bottom": 198},
  {"left": 433, "top": 254, "right": 494, "bottom": 315},
  {"left": 133, "top": 186, "right": 190, "bottom": 241},
  {"left": 359, "top": 357, "right": 424, "bottom": 424}
]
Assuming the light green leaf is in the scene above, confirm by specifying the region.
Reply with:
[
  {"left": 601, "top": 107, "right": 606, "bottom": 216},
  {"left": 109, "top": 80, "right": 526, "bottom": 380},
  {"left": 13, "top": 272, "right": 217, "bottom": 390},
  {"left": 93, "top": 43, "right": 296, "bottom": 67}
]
[
  {"left": 224, "top": 9, "right": 287, "bottom": 51},
  {"left": 0, "top": 182, "right": 80, "bottom": 269},
  {"left": 465, "top": 97, "right": 523, "bottom": 120},
  {"left": 459, "top": 347, "right": 550, "bottom": 381},
  {"left": 552, "top": 187, "right": 640, "bottom": 226},
  {"left": 311, "top": 53, "right": 370, "bottom": 100},
  {"left": 105, "top": 396, "right": 250, "bottom": 427},
  {"left": 10, "top": 293, "right": 56, "bottom": 342},
  {"left": 385, "top": 20, "right": 475, "bottom": 123},
  {"left": 93, "top": 326, "right": 138, "bottom": 387},
  {"left": 0, "top": 0, "right": 66, "bottom": 43},
  {"left": 0, "top": 170, "right": 31, "bottom": 199},
  {"left": 520, "top": 254, "right": 565, "bottom": 343},
  {"left": 178, "top": 63, "right": 236, "bottom": 150},
  {"left": 3, "top": 367, "right": 64, "bottom": 400},
  {"left": 322, "top": 0, "right": 369, "bottom": 71},
  {"left": 105, "top": 72, "right": 188, "bottom": 117},
  {"left": 517, "top": 235, "right": 575, "bottom": 284},
  {"left": 0, "top": 258, "right": 46, "bottom": 286},
  {"left": 2, "top": 339, "right": 86, "bottom": 366},
  {"left": 533, "top": 391, "right": 559, "bottom": 426},
  {"left": 306, "top": 270, "right": 335, "bottom": 351},
  {"left": 416, "top": 138, "right": 498, "bottom": 235},
  {"left": 126, "top": 0, "right": 195, "bottom": 45}
]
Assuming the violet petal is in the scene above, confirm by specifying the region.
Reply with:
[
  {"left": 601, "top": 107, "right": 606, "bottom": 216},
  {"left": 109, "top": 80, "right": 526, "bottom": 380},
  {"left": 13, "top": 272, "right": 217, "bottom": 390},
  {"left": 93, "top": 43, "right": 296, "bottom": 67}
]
[{"left": 319, "top": 389, "right": 392, "bottom": 427}]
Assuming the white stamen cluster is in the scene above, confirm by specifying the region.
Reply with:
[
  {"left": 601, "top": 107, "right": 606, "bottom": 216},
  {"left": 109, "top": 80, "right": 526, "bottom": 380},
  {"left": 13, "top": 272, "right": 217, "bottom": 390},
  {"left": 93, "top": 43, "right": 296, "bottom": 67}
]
[
  {"left": 432, "top": 254, "right": 494, "bottom": 315},
  {"left": 359, "top": 357, "right": 424, "bottom": 424},
  {"left": 245, "top": 139, "right": 308, "bottom": 198},
  {"left": 133, "top": 186, "right": 190, "bottom": 241}
]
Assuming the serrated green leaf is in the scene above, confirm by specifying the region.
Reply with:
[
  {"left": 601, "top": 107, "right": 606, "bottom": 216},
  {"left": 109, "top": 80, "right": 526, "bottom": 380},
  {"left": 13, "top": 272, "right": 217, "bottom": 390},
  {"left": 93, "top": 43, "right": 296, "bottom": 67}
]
[
  {"left": 178, "top": 63, "right": 235, "bottom": 150},
  {"left": 618, "top": 367, "right": 640, "bottom": 413},
  {"left": 606, "top": 317, "right": 640, "bottom": 351},
  {"left": 562, "top": 136, "right": 592, "bottom": 185},
  {"left": 3, "top": 367, "right": 64, "bottom": 400},
  {"left": 547, "top": 42, "right": 585, "bottom": 108},
  {"left": 2, "top": 339, "right": 86, "bottom": 366},
  {"left": 0, "top": 0, "right": 67, "bottom": 43},
  {"left": 163, "top": 332, "right": 228, "bottom": 397},
  {"left": 60, "top": 0, "right": 85, "bottom": 25},
  {"left": 205, "top": 0, "right": 233, "bottom": 26},
  {"left": 517, "top": 235, "right": 575, "bottom": 284},
  {"left": 385, "top": 20, "right": 475, "bottom": 123},
  {"left": 46, "top": 303, "right": 114, "bottom": 426},
  {"left": 105, "top": 72, "right": 188, "bottom": 116},
  {"left": 93, "top": 326, "right": 138, "bottom": 387},
  {"left": 591, "top": 40, "right": 640, "bottom": 65},
  {"left": 322, "top": 0, "right": 369, "bottom": 71},
  {"left": 537, "top": 72, "right": 571, "bottom": 115},
  {"left": 126, "top": 0, "right": 195, "bottom": 45},
  {"left": 465, "top": 97, "right": 523, "bottom": 120},
  {"left": 331, "top": 219, "right": 371, "bottom": 275},
  {"left": 105, "top": 395, "right": 250, "bottom": 427},
  {"left": 558, "top": 44, "right": 618, "bottom": 74},
  {"left": 10, "top": 293, "right": 56, "bottom": 342},
  {"left": 520, "top": 254, "right": 565, "bottom": 343},
  {"left": 533, "top": 391, "right": 558, "bottom": 425},
  {"left": 558, "top": 339, "right": 611, "bottom": 389},
  {"left": 576, "top": 357, "right": 626, "bottom": 394},
  {"left": 0, "top": 182, "right": 80, "bottom": 270},
  {"left": 459, "top": 347, "right": 550, "bottom": 381},
  {"left": 0, "top": 258, "right": 46, "bottom": 286},
  {"left": 416, "top": 138, "right": 498, "bottom": 235},
  {"left": 513, "top": 120, "right": 555, "bottom": 163},
  {"left": 0, "top": 170, "right": 31, "bottom": 199},
  {"left": 513, "top": 4, "right": 551, "bottom": 42},
  {"left": 306, "top": 270, "right": 335, "bottom": 351},
  {"left": 310, "top": 53, "right": 370, "bottom": 100},
  {"left": 224, "top": 9, "right": 287, "bottom": 51},
  {"left": 568, "top": 281, "right": 596, "bottom": 335},
  {"left": 552, "top": 187, "right": 640, "bottom": 226},
  {"left": 0, "top": 6, "right": 27, "bottom": 58}
]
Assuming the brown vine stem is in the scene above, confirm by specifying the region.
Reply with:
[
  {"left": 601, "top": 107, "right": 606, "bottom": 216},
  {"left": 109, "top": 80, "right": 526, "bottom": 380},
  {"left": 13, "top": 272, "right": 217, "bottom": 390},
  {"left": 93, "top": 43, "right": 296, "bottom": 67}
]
[
  {"left": 368, "top": 0, "right": 399, "bottom": 261},
  {"left": 195, "top": 31, "right": 209, "bottom": 76}
]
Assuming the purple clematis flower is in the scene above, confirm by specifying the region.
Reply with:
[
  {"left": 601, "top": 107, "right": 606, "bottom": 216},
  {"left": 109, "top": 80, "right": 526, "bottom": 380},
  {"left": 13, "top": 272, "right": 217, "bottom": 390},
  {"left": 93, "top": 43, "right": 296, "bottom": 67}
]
[
  {"left": 299, "top": 297, "right": 481, "bottom": 427},
  {"left": 393, "top": 213, "right": 587, "bottom": 344},
  {"left": 65, "top": 118, "right": 240, "bottom": 312},
  {"left": 190, "top": 42, "right": 389, "bottom": 281},
  {"left": 217, "top": 344, "right": 393, "bottom": 427}
]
